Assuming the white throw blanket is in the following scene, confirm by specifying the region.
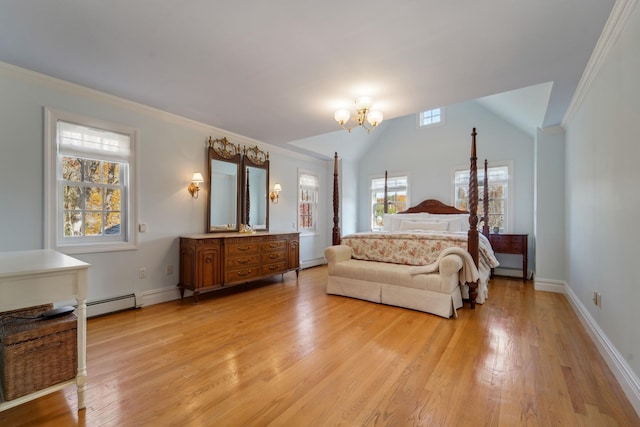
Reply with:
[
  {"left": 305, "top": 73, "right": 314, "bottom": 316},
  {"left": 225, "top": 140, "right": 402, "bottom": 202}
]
[{"left": 407, "top": 246, "right": 480, "bottom": 285}]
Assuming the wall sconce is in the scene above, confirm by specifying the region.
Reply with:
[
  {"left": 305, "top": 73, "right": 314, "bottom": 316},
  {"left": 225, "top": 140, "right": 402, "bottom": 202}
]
[
  {"left": 187, "top": 172, "right": 204, "bottom": 199},
  {"left": 269, "top": 183, "right": 282, "bottom": 204}
]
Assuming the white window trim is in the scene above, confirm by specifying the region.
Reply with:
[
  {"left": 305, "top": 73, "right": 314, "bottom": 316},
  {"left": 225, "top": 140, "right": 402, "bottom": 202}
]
[
  {"left": 44, "top": 107, "right": 139, "bottom": 254},
  {"left": 369, "top": 172, "right": 410, "bottom": 231},
  {"left": 417, "top": 107, "right": 445, "bottom": 129},
  {"left": 450, "top": 160, "right": 514, "bottom": 233},
  {"left": 297, "top": 169, "right": 320, "bottom": 237}
]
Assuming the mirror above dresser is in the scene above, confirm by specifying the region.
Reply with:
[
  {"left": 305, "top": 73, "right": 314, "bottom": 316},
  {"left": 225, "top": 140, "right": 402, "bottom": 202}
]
[
  {"left": 242, "top": 145, "right": 269, "bottom": 231},
  {"left": 206, "top": 137, "right": 269, "bottom": 233},
  {"left": 207, "top": 137, "right": 242, "bottom": 232}
]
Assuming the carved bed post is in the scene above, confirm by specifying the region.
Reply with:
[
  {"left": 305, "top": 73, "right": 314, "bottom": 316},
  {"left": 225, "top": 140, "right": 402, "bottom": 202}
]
[
  {"left": 483, "top": 159, "right": 490, "bottom": 237},
  {"left": 383, "top": 170, "right": 388, "bottom": 214},
  {"left": 332, "top": 152, "right": 341, "bottom": 245},
  {"left": 467, "top": 128, "right": 479, "bottom": 308}
]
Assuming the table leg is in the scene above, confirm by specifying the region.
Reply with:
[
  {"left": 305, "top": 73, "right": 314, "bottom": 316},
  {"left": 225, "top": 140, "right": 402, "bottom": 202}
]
[{"left": 76, "top": 297, "right": 87, "bottom": 409}]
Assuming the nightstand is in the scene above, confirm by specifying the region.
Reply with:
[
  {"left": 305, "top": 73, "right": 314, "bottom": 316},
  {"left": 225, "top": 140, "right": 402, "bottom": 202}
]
[{"left": 488, "top": 233, "right": 528, "bottom": 281}]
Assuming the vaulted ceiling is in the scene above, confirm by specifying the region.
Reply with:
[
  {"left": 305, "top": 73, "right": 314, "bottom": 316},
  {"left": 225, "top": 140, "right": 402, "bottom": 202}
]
[{"left": 0, "top": 1, "right": 614, "bottom": 155}]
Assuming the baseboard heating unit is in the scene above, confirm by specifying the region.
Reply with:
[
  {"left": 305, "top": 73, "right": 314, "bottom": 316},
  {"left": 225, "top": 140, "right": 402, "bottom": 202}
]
[{"left": 86, "top": 293, "right": 139, "bottom": 318}]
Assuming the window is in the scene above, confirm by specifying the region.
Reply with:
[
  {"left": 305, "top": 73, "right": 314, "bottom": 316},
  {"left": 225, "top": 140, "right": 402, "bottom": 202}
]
[
  {"left": 45, "top": 108, "right": 138, "bottom": 253},
  {"left": 454, "top": 165, "right": 510, "bottom": 232},
  {"left": 418, "top": 108, "right": 443, "bottom": 127},
  {"left": 298, "top": 171, "right": 319, "bottom": 234},
  {"left": 370, "top": 175, "right": 409, "bottom": 231}
]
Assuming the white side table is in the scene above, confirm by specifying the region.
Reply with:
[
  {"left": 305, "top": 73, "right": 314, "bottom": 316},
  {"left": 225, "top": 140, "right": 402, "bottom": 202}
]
[{"left": 0, "top": 250, "right": 89, "bottom": 412}]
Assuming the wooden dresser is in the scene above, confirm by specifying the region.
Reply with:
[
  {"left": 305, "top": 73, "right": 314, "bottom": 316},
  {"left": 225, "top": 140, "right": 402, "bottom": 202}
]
[{"left": 178, "top": 231, "right": 299, "bottom": 302}]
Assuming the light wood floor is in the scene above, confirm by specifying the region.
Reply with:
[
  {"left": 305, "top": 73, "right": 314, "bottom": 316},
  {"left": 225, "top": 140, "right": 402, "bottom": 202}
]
[{"left": 1, "top": 266, "right": 638, "bottom": 426}]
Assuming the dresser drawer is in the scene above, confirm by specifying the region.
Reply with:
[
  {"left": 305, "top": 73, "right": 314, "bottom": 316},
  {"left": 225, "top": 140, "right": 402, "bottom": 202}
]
[
  {"left": 490, "top": 234, "right": 526, "bottom": 253},
  {"left": 260, "top": 262, "right": 287, "bottom": 275},
  {"left": 225, "top": 267, "right": 259, "bottom": 283},
  {"left": 260, "top": 240, "right": 287, "bottom": 252},
  {"left": 226, "top": 242, "right": 260, "bottom": 256},
  {"left": 261, "top": 251, "right": 287, "bottom": 264},
  {"left": 226, "top": 254, "right": 260, "bottom": 268},
  {"left": 194, "top": 238, "right": 221, "bottom": 247}
]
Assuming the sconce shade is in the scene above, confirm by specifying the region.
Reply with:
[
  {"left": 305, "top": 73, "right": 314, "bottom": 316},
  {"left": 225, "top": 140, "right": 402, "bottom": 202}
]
[
  {"left": 270, "top": 183, "right": 282, "bottom": 204},
  {"left": 188, "top": 172, "right": 204, "bottom": 199}
]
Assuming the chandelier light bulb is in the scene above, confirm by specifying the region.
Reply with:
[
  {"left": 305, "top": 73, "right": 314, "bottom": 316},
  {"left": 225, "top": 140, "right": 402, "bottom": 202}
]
[
  {"left": 334, "top": 109, "right": 351, "bottom": 125},
  {"left": 367, "top": 110, "right": 383, "bottom": 127},
  {"left": 355, "top": 96, "right": 372, "bottom": 111}
]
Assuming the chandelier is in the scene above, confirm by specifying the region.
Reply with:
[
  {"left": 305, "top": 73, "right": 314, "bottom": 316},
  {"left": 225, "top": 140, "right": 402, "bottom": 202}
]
[{"left": 334, "top": 97, "right": 383, "bottom": 133}]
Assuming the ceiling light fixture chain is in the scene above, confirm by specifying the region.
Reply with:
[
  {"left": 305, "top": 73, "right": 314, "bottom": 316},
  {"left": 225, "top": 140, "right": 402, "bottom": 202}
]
[{"left": 334, "top": 96, "right": 383, "bottom": 133}]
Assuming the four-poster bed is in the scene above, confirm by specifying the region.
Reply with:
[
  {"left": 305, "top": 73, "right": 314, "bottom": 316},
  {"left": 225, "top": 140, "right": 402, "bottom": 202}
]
[{"left": 326, "top": 128, "right": 498, "bottom": 317}]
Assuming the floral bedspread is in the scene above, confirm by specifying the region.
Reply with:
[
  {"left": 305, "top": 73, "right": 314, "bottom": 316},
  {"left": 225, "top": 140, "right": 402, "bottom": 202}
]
[{"left": 341, "top": 231, "right": 498, "bottom": 270}]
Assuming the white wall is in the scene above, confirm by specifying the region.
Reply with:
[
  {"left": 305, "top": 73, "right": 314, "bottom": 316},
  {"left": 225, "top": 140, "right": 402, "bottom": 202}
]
[
  {"left": 564, "top": 2, "right": 640, "bottom": 383},
  {"left": 534, "top": 127, "right": 566, "bottom": 283},
  {"left": 0, "top": 62, "right": 329, "bottom": 304},
  {"left": 356, "top": 100, "right": 536, "bottom": 271}
]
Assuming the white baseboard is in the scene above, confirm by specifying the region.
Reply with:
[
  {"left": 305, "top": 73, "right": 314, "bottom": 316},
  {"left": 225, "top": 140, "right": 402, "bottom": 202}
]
[
  {"left": 86, "top": 294, "right": 136, "bottom": 318},
  {"left": 493, "top": 267, "right": 532, "bottom": 280},
  {"left": 301, "top": 258, "right": 326, "bottom": 270},
  {"left": 138, "top": 285, "right": 182, "bottom": 307},
  {"left": 533, "top": 278, "right": 566, "bottom": 293},
  {"left": 562, "top": 283, "right": 640, "bottom": 417}
]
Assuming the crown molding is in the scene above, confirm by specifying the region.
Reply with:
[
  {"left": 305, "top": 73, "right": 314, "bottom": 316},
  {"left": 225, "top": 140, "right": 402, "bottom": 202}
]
[
  {"left": 538, "top": 125, "right": 565, "bottom": 135},
  {"left": 562, "top": 0, "right": 639, "bottom": 127}
]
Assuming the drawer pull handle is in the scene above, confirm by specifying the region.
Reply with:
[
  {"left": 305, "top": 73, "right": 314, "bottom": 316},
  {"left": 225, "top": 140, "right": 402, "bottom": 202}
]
[
  {"left": 269, "top": 243, "right": 279, "bottom": 248},
  {"left": 237, "top": 258, "right": 253, "bottom": 264},
  {"left": 268, "top": 254, "right": 279, "bottom": 259},
  {"left": 269, "top": 265, "right": 278, "bottom": 270},
  {"left": 237, "top": 246, "right": 252, "bottom": 251},
  {"left": 236, "top": 270, "right": 252, "bottom": 277}
]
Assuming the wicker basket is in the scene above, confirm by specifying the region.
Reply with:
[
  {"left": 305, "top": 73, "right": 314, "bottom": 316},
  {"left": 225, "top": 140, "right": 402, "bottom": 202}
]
[{"left": 0, "top": 304, "right": 77, "bottom": 401}]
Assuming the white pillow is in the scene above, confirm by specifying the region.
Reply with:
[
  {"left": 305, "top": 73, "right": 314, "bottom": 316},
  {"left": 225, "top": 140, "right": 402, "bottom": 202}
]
[
  {"left": 385, "top": 214, "right": 418, "bottom": 231},
  {"left": 427, "top": 214, "right": 469, "bottom": 232},
  {"left": 382, "top": 214, "right": 394, "bottom": 231},
  {"left": 391, "top": 215, "right": 404, "bottom": 232},
  {"left": 399, "top": 221, "right": 448, "bottom": 232},
  {"left": 444, "top": 218, "right": 464, "bottom": 232}
]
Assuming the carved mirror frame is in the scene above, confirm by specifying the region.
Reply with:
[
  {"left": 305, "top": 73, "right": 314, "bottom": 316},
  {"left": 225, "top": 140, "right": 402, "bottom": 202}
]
[
  {"left": 207, "top": 137, "right": 242, "bottom": 232},
  {"left": 242, "top": 145, "right": 269, "bottom": 231}
]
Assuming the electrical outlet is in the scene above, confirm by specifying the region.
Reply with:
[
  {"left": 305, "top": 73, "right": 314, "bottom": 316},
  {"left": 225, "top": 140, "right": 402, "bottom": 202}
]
[
  {"left": 139, "top": 267, "right": 146, "bottom": 279},
  {"left": 166, "top": 264, "right": 174, "bottom": 275}
]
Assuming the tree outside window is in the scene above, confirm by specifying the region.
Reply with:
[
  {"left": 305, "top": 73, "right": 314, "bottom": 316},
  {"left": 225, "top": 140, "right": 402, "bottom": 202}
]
[
  {"left": 371, "top": 175, "right": 408, "bottom": 231},
  {"left": 454, "top": 165, "right": 509, "bottom": 232},
  {"left": 62, "top": 157, "right": 123, "bottom": 237}
]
